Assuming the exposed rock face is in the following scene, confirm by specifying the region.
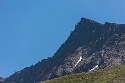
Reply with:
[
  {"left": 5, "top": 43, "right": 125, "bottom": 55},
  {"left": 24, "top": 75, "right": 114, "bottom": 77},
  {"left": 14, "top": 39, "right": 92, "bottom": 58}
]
[
  {"left": 3, "top": 18, "right": 125, "bottom": 83},
  {"left": 0, "top": 77, "right": 5, "bottom": 83}
]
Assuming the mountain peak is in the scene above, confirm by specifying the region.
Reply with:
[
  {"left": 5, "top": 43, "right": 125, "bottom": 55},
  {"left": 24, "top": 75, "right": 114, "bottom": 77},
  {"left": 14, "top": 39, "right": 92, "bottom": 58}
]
[
  {"left": 75, "top": 17, "right": 101, "bottom": 33},
  {"left": 80, "top": 17, "right": 98, "bottom": 23},
  {"left": 3, "top": 18, "right": 125, "bottom": 83}
]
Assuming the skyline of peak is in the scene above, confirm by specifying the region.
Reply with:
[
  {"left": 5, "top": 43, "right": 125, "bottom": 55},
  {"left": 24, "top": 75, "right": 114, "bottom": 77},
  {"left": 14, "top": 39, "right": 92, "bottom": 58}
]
[{"left": 0, "top": 0, "right": 125, "bottom": 78}]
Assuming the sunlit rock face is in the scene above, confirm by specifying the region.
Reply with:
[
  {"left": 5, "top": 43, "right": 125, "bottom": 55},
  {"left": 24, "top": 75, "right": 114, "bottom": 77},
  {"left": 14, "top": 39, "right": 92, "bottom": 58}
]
[{"left": 3, "top": 18, "right": 125, "bottom": 83}]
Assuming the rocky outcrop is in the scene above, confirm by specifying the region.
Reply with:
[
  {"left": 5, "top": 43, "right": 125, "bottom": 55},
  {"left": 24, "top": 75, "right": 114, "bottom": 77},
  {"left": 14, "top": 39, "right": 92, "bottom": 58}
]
[
  {"left": 3, "top": 18, "right": 125, "bottom": 83},
  {"left": 0, "top": 77, "right": 5, "bottom": 83}
]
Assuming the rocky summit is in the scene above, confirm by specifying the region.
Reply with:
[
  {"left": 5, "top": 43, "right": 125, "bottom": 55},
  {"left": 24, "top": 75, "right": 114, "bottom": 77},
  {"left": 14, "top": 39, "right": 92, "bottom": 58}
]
[{"left": 2, "top": 18, "right": 125, "bottom": 83}]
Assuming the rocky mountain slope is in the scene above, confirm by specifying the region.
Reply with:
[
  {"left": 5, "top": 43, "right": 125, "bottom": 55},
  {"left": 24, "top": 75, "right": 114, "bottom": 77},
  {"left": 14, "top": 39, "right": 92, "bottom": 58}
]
[
  {"left": 0, "top": 77, "right": 5, "bottom": 83},
  {"left": 40, "top": 65, "right": 125, "bottom": 83},
  {"left": 2, "top": 18, "right": 125, "bottom": 83}
]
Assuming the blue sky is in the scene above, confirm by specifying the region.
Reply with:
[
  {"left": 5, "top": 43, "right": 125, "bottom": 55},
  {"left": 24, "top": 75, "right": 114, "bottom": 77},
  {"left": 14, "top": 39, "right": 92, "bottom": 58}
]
[{"left": 0, "top": 0, "right": 125, "bottom": 78}]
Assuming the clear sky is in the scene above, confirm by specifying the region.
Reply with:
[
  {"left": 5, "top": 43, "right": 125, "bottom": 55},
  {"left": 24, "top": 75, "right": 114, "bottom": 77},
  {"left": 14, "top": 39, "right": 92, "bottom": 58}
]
[{"left": 0, "top": 0, "right": 125, "bottom": 78}]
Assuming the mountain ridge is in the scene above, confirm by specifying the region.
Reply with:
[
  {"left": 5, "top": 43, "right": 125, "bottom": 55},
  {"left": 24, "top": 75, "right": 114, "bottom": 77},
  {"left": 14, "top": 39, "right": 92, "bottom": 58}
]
[{"left": 3, "top": 18, "right": 125, "bottom": 83}]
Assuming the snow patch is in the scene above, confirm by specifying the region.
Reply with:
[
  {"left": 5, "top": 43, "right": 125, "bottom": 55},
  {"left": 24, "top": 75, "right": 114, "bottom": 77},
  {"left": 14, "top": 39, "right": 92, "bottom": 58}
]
[
  {"left": 92, "top": 53, "right": 95, "bottom": 55},
  {"left": 75, "top": 56, "right": 82, "bottom": 67},
  {"left": 89, "top": 65, "right": 98, "bottom": 72}
]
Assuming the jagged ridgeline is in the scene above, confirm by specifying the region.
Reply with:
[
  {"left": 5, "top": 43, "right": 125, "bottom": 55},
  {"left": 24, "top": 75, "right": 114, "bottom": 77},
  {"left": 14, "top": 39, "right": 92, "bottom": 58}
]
[{"left": 2, "top": 18, "right": 125, "bottom": 83}]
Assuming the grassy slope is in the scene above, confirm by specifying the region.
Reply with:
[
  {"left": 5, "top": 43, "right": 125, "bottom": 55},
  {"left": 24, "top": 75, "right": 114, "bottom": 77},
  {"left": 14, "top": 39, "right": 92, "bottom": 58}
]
[{"left": 38, "top": 65, "right": 125, "bottom": 83}]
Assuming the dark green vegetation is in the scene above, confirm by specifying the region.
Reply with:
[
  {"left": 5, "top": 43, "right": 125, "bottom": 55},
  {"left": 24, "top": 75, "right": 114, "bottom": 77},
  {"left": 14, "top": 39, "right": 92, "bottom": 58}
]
[{"left": 40, "top": 65, "right": 125, "bottom": 83}]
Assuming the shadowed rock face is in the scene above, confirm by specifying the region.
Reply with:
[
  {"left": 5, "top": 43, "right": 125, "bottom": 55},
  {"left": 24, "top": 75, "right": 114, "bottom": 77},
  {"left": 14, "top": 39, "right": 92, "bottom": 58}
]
[
  {"left": 3, "top": 18, "right": 125, "bottom": 83},
  {"left": 0, "top": 77, "right": 5, "bottom": 83}
]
